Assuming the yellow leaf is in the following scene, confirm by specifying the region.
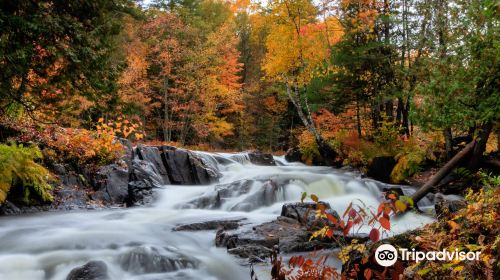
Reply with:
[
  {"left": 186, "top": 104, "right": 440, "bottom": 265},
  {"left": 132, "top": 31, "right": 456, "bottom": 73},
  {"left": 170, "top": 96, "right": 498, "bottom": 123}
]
[{"left": 395, "top": 200, "right": 407, "bottom": 212}]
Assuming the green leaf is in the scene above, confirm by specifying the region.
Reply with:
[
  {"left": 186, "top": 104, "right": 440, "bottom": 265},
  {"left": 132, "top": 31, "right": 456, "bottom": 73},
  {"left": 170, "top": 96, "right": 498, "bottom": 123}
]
[
  {"left": 310, "top": 194, "right": 319, "bottom": 203},
  {"left": 301, "top": 192, "right": 307, "bottom": 203},
  {"left": 417, "top": 268, "right": 432, "bottom": 276}
]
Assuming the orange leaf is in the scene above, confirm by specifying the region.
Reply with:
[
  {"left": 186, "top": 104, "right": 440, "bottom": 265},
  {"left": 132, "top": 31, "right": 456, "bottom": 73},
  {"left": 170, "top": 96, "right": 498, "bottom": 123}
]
[
  {"left": 379, "top": 217, "right": 391, "bottom": 230},
  {"left": 447, "top": 220, "right": 460, "bottom": 233},
  {"left": 326, "top": 228, "right": 334, "bottom": 238},
  {"left": 326, "top": 213, "right": 338, "bottom": 224},
  {"left": 388, "top": 193, "right": 396, "bottom": 200}
]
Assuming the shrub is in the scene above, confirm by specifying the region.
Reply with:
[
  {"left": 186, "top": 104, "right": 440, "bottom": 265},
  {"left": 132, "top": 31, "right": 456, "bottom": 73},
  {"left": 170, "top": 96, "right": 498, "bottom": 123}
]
[
  {"left": 0, "top": 143, "right": 53, "bottom": 204},
  {"left": 390, "top": 135, "right": 440, "bottom": 183},
  {"left": 298, "top": 130, "right": 320, "bottom": 165},
  {"left": 42, "top": 126, "right": 124, "bottom": 166},
  {"left": 407, "top": 173, "right": 499, "bottom": 279}
]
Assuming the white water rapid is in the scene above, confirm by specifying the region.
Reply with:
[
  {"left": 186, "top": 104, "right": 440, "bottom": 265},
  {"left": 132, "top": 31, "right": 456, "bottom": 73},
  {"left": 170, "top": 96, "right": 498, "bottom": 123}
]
[{"left": 0, "top": 152, "right": 434, "bottom": 280}]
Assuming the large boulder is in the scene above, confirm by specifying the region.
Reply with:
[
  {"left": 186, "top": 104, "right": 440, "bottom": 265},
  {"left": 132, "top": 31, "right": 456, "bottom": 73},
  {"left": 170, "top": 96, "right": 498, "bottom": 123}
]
[
  {"left": 285, "top": 147, "right": 302, "bottom": 163},
  {"left": 90, "top": 164, "right": 129, "bottom": 205},
  {"left": 161, "top": 146, "right": 220, "bottom": 185},
  {"left": 434, "top": 193, "right": 467, "bottom": 216},
  {"left": 248, "top": 151, "right": 276, "bottom": 166},
  {"left": 127, "top": 159, "right": 165, "bottom": 206},
  {"left": 66, "top": 261, "right": 109, "bottom": 280},
  {"left": 366, "top": 156, "right": 397, "bottom": 183},
  {"left": 136, "top": 145, "right": 170, "bottom": 185},
  {"left": 216, "top": 202, "right": 344, "bottom": 261},
  {"left": 119, "top": 246, "right": 198, "bottom": 274}
]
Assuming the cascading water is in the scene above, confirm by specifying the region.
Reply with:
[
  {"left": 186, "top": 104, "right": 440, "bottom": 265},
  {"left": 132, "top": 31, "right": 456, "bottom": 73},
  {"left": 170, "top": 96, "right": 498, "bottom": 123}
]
[{"left": 0, "top": 152, "right": 434, "bottom": 280}]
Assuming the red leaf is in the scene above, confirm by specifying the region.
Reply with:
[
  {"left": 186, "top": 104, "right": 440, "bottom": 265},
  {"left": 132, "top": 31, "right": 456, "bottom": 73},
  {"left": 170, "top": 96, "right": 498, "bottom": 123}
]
[
  {"left": 343, "top": 220, "right": 353, "bottom": 236},
  {"left": 379, "top": 217, "right": 391, "bottom": 230},
  {"left": 364, "top": 268, "right": 373, "bottom": 280},
  {"left": 377, "top": 203, "right": 384, "bottom": 216},
  {"left": 369, "top": 228, "right": 380, "bottom": 242},
  {"left": 349, "top": 208, "right": 357, "bottom": 218},
  {"left": 326, "top": 228, "right": 334, "bottom": 238}
]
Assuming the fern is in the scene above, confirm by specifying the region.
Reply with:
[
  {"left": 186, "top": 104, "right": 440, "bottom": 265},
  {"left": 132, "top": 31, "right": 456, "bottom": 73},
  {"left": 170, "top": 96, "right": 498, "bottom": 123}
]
[{"left": 0, "top": 143, "right": 53, "bottom": 204}]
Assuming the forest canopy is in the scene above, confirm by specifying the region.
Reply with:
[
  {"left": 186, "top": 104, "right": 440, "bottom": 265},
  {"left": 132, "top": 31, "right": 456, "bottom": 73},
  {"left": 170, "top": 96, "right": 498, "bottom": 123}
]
[{"left": 0, "top": 0, "right": 498, "bottom": 161}]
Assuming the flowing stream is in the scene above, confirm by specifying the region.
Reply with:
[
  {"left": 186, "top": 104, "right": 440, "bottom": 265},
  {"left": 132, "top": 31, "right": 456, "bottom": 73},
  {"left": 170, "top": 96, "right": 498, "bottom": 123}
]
[{"left": 0, "top": 152, "right": 434, "bottom": 280}]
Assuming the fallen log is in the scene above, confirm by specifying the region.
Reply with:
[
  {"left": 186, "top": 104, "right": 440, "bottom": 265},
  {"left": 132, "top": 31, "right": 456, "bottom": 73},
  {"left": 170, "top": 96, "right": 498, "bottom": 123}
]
[{"left": 411, "top": 140, "right": 476, "bottom": 204}]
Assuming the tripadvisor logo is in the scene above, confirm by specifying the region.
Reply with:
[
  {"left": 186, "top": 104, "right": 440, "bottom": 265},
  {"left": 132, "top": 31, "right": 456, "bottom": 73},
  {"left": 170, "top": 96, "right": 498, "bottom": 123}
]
[
  {"left": 374, "top": 244, "right": 481, "bottom": 267},
  {"left": 375, "top": 244, "right": 398, "bottom": 267}
]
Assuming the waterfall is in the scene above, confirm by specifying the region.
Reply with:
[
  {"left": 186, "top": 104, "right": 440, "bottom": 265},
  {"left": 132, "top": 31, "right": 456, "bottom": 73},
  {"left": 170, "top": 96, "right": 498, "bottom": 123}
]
[{"left": 0, "top": 150, "right": 435, "bottom": 280}]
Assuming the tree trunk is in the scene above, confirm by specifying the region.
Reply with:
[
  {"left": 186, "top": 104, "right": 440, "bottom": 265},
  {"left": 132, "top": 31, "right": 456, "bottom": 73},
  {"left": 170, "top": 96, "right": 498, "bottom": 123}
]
[
  {"left": 411, "top": 140, "right": 476, "bottom": 204},
  {"left": 356, "top": 98, "right": 362, "bottom": 137},
  {"left": 444, "top": 127, "right": 453, "bottom": 159},
  {"left": 467, "top": 121, "right": 492, "bottom": 170},
  {"left": 285, "top": 82, "right": 339, "bottom": 166},
  {"left": 163, "top": 78, "right": 170, "bottom": 142}
]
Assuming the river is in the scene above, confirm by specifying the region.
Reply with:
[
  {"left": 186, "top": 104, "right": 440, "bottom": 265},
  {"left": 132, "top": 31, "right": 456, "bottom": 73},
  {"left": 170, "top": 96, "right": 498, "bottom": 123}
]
[{"left": 0, "top": 152, "right": 434, "bottom": 280}]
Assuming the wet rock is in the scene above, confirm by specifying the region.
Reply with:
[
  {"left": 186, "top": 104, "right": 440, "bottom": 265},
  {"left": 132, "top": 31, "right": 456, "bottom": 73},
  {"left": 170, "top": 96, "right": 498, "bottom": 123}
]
[
  {"left": 127, "top": 159, "right": 165, "bottom": 206},
  {"left": 434, "top": 193, "right": 467, "bottom": 216},
  {"left": 215, "top": 203, "right": 346, "bottom": 260},
  {"left": 0, "top": 200, "right": 21, "bottom": 215},
  {"left": 184, "top": 179, "right": 284, "bottom": 211},
  {"left": 119, "top": 246, "right": 198, "bottom": 274},
  {"left": 216, "top": 214, "right": 341, "bottom": 260},
  {"left": 91, "top": 164, "right": 129, "bottom": 205},
  {"left": 66, "top": 260, "right": 109, "bottom": 280},
  {"left": 248, "top": 151, "right": 276, "bottom": 166},
  {"left": 281, "top": 202, "right": 340, "bottom": 229},
  {"left": 173, "top": 218, "right": 246, "bottom": 231},
  {"left": 161, "top": 146, "right": 220, "bottom": 185},
  {"left": 136, "top": 145, "right": 170, "bottom": 185},
  {"left": 366, "top": 156, "right": 397, "bottom": 183},
  {"left": 285, "top": 147, "right": 302, "bottom": 163}
]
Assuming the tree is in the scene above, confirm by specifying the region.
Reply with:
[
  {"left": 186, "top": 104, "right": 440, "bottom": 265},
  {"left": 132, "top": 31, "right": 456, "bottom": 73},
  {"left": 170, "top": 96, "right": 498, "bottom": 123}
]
[
  {"left": 412, "top": 0, "right": 499, "bottom": 167},
  {"left": 329, "top": 0, "right": 397, "bottom": 137},
  {"left": 0, "top": 0, "right": 135, "bottom": 124},
  {"left": 263, "top": 0, "right": 342, "bottom": 162}
]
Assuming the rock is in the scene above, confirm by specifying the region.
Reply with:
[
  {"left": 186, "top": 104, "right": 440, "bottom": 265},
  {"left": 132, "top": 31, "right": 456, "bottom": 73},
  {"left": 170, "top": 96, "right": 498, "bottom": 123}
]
[
  {"left": 127, "top": 159, "right": 165, "bottom": 206},
  {"left": 52, "top": 163, "right": 68, "bottom": 175},
  {"left": 184, "top": 179, "right": 284, "bottom": 211},
  {"left": 116, "top": 138, "right": 134, "bottom": 169},
  {"left": 285, "top": 147, "right": 302, "bottom": 163},
  {"left": 0, "top": 200, "right": 22, "bottom": 215},
  {"left": 281, "top": 202, "right": 340, "bottom": 229},
  {"left": 366, "top": 156, "right": 397, "bottom": 183},
  {"left": 91, "top": 164, "right": 129, "bottom": 204},
  {"left": 214, "top": 203, "right": 347, "bottom": 260},
  {"left": 434, "top": 193, "right": 467, "bottom": 216},
  {"left": 136, "top": 145, "right": 170, "bottom": 185},
  {"left": 248, "top": 151, "right": 276, "bottom": 166},
  {"left": 66, "top": 260, "right": 109, "bottom": 280},
  {"left": 173, "top": 218, "right": 245, "bottom": 231},
  {"left": 161, "top": 146, "right": 220, "bottom": 185},
  {"left": 119, "top": 246, "right": 198, "bottom": 274},
  {"left": 216, "top": 212, "right": 342, "bottom": 260}
]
